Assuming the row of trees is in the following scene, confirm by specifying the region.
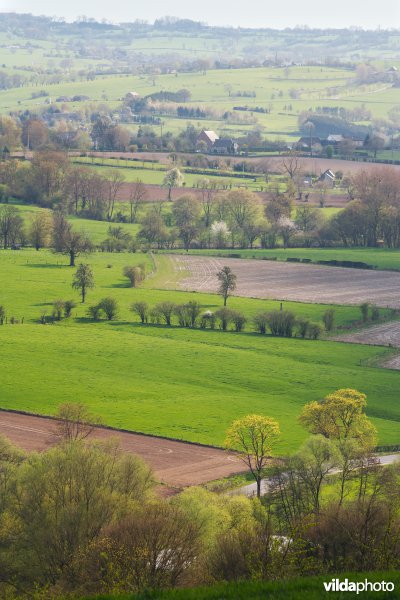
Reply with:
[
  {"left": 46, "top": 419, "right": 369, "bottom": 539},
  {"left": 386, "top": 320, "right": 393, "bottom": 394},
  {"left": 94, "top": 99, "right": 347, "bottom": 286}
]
[{"left": 0, "top": 389, "right": 398, "bottom": 597}]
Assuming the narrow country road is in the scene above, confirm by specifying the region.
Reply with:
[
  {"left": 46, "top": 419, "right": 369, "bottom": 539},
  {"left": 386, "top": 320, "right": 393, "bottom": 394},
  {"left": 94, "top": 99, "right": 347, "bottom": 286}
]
[{"left": 231, "top": 453, "right": 400, "bottom": 497}]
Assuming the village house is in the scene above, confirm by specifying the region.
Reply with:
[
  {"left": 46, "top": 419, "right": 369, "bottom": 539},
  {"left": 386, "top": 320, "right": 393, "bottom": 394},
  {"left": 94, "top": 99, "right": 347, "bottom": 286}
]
[
  {"left": 197, "top": 130, "right": 219, "bottom": 151},
  {"left": 212, "top": 138, "right": 239, "bottom": 155},
  {"left": 319, "top": 169, "right": 335, "bottom": 186}
]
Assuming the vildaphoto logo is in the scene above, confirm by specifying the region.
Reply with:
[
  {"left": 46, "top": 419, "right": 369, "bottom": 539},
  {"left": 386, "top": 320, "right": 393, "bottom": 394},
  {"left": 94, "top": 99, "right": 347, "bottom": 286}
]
[{"left": 323, "top": 578, "right": 395, "bottom": 594}]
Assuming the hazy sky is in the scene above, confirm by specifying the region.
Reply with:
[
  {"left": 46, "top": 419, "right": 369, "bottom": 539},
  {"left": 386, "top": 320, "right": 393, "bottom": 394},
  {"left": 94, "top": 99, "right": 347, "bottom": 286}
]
[{"left": 1, "top": 0, "right": 399, "bottom": 29}]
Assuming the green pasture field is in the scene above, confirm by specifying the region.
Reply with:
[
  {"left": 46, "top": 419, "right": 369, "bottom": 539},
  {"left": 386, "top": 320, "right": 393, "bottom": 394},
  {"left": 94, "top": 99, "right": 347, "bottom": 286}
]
[
  {"left": 70, "top": 161, "right": 268, "bottom": 191},
  {"left": 0, "top": 249, "right": 399, "bottom": 452},
  {"left": 0, "top": 66, "right": 399, "bottom": 140},
  {"left": 11, "top": 202, "right": 141, "bottom": 245},
  {"left": 173, "top": 247, "right": 400, "bottom": 271},
  {"left": 0, "top": 249, "right": 368, "bottom": 326}
]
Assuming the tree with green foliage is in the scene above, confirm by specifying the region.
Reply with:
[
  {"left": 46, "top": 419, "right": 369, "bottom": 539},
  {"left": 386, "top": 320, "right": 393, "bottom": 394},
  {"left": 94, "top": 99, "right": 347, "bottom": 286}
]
[
  {"left": 217, "top": 266, "right": 237, "bottom": 306},
  {"left": 225, "top": 414, "right": 280, "bottom": 498},
  {"left": 72, "top": 263, "right": 95, "bottom": 303}
]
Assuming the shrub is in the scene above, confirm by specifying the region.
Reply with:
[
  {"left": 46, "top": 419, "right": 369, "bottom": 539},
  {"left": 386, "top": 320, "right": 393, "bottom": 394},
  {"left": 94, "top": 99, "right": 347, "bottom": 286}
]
[
  {"left": 174, "top": 303, "right": 189, "bottom": 327},
  {"left": 131, "top": 301, "right": 149, "bottom": 324},
  {"left": 371, "top": 305, "right": 380, "bottom": 321},
  {"left": 360, "top": 302, "right": 370, "bottom": 323},
  {"left": 155, "top": 301, "right": 176, "bottom": 326},
  {"left": 149, "top": 306, "right": 161, "bottom": 324},
  {"left": 52, "top": 299, "right": 65, "bottom": 321},
  {"left": 231, "top": 310, "right": 246, "bottom": 332},
  {"left": 87, "top": 304, "right": 102, "bottom": 321},
  {"left": 185, "top": 301, "right": 201, "bottom": 327},
  {"left": 64, "top": 300, "right": 76, "bottom": 318},
  {"left": 98, "top": 298, "right": 118, "bottom": 321},
  {"left": 215, "top": 307, "right": 234, "bottom": 331},
  {"left": 253, "top": 311, "right": 269, "bottom": 334},
  {"left": 308, "top": 322, "right": 323, "bottom": 339},
  {"left": 0, "top": 305, "right": 5, "bottom": 324},
  {"left": 296, "top": 318, "right": 310, "bottom": 339},
  {"left": 322, "top": 309, "right": 335, "bottom": 332},
  {"left": 200, "top": 310, "right": 216, "bottom": 329},
  {"left": 123, "top": 265, "right": 145, "bottom": 288},
  {"left": 267, "top": 310, "right": 296, "bottom": 337}
]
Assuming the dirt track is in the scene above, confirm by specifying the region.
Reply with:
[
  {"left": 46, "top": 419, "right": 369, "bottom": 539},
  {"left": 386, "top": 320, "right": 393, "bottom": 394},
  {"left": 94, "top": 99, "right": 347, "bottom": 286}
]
[
  {"left": 171, "top": 255, "right": 400, "bottom": 308},
  {"left": 0, "top": 411, "right": 242, "bottom": 489}
]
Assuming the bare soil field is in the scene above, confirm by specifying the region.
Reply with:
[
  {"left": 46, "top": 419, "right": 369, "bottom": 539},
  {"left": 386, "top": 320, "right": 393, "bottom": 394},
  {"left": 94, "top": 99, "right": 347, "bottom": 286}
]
[
  {"left": 69, "top": 152, "right": 400, "bottom": 176},
  {"left": 334, "top": 322, "right": 400, "bottom": 370},
  {"left": 117, "top": 182, "right": 348, "bottom": 207},
  {"left": 0, "top": 411, "right": 242, "bottom": 489},
  {"left": 171, "top": 255, "right": 400, "bottom": 308}
]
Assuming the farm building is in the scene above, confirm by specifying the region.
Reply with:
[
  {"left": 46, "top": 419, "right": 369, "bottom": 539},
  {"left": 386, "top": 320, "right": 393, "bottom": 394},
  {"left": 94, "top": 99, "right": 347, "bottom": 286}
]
[
  {"left": 319, "top": 169, "right": 335, "bottom": 186},
  {"left": 212, "top": 138, "right": 239, "bottom": 155},
  {"left": 125, "top": 91, "right": 141, "bottom": 101},
  {"left": 296, "top": 136, "right": 322, "bottom": 150},
  {"left": 197, "top": 130, "right": 219, "bottom": 151}
]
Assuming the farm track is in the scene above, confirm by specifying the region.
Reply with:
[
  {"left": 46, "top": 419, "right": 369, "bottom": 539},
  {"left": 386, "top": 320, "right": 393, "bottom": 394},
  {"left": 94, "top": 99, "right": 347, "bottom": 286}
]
[
  {"left": 171, "top": 255, "right": 400, "bottom": 308},
  {"left": 0, "top": 411, "right": 242, "bottom": 490}
]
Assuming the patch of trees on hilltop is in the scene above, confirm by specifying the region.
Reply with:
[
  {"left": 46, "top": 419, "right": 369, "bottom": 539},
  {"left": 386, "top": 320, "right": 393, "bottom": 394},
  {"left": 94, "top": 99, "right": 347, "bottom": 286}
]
[{"left": 299, "top": 114, "right": 370, "bottom": 139}]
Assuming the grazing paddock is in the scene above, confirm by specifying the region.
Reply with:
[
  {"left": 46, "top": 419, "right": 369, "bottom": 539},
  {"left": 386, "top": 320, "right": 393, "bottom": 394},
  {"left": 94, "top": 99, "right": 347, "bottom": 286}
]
[{"left": 171, "top": 255, "right": 400, "bottom": 308}]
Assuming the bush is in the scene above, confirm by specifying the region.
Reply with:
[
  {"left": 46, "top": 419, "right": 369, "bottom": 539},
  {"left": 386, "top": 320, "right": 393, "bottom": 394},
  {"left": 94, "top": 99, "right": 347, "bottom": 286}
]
[
  {"left": 371, "top": 305, "right": 380, "bottom": 321},
  {"left": 308, "top": 322, "right": 323, "bottom": 339},
  {"left": 215, "top": 307, "right": 234, "bottom": 331},
  {"left": 64, "top": 300, "right": 76, "bottom": 318},
  {"left": 230, "top": 310, "right": 246, "bottom": 332},
  {"left": 131, "top": 301, "right": 149, "bottom": 324},
  {"left": 360, "top": 302, "right": 370, "bottom": 323},
  {"left": 296, "top": 318, "right": 310, "bottom": 339},
  {"left": 253, "top": 311, "right": 269, "bottom": 334},
  {"left": 52, "top": 299, "right": 65, "bottom": 321},
  {"left": 123, "top": 264, "right": 145, "bottom": 287},
  {"left": 200, "top": 310, "right": 216, "bottom": 329},
  {"left": 155, "top": 302, "right": 176, "bottom": 326},
  {"left": 98, "top": 298, "right": 118, "bottom": 321},
  {"left": 0, "top": 305, "right": 5, "bottom": 324},
  {"left": 322, "top": 309, "right": 335, "bottom": 332},
  {"left": 174, "top": 301, "right": 201, "bottom": 327},
  {"left": 267, "top": 310, "right": 296, "bottom": 337},
  {"left": 87, "top": 304, "right": 102, "bottom": 321}
]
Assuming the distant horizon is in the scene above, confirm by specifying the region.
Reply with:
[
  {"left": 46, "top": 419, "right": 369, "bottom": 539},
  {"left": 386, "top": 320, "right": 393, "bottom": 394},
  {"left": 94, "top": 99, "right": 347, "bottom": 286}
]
[
  {"left": 1, "top": 11, "right": 400, "bottom": 32},
  {"left": 1, "top": 0, "right": 399, "bottom": 30}
]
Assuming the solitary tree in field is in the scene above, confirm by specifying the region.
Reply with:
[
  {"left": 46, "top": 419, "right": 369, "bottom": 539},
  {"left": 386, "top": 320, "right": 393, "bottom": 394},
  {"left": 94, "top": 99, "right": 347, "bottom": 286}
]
[
  {"left": 225, "top": 414, "right": 281, "bottom": 498},
  {"left": 217, "top": 266, "right": 237, "bottom": 306},
  {"left": 162, "top": 168, "right": 184, "bottom": 201},
  {"left": 72, "top": 263, "right": 95, "bottom": 303}
]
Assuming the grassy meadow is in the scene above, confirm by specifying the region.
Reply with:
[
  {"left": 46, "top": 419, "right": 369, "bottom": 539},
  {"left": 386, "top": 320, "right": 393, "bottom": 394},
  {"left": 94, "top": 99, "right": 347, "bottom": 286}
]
[
  {"left": 0, "top": 249, "right": 399, "bottom": 452},
  {"left": 1, "top": 65, "right": 400, "bottom": 141}
]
